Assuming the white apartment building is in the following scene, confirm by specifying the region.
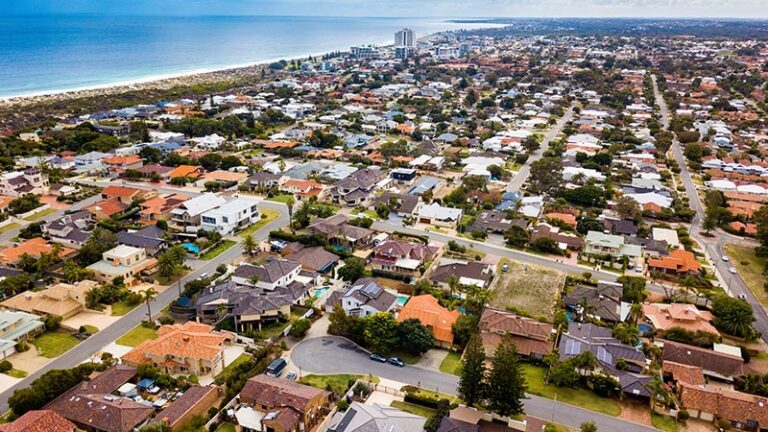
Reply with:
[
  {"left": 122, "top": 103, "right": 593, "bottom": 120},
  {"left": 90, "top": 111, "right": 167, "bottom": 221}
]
[{"left": 200, "top": 197, "right": 261, "bottom": 235}]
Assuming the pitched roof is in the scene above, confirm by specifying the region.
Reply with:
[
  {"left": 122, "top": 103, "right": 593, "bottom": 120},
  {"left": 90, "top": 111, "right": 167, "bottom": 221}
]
[
  {"left": 121, "top": 322, "right": 231, "bottom": 365},
  {"left": 0, "top": 410, "right": 75, "bottom": 432},
  {"left": 285, "top": 246, "right": 339, "bottom": 272},
  {"left": 647, "top": 249, "right": 701, "bottom": 273},
  {"left": 643, "top": 303, "right": 718, "bottom": 335},
  {"left": 168, "top": 165, "right": 203, "bottom": 178},
  {"left": 87, "top": 197, "right": 128, "bottom": 218},
  {"left": 0, "top": 238, "right": 74, "bottom": 264},
  {"left": 101, "top": 185, "right": 144, "bottom": 199},
  {"left": 661, "top": 340, "right": 744, "bottom": 378},
  {"left": 679, "top": 382, "right": 768, "bottom": 426},
  {"left": 662, "top": 361, "right": 706, "bottom": 386},
  {"left": 397, "top": 295, "right": 460, "bottom": 344},
  {"left": 240, "top": 375, "right": 330, "bottom": 414}
]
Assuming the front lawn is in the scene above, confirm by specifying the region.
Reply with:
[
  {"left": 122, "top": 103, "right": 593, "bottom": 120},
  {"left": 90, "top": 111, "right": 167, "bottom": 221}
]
[
  {"left": 4, "top": 369, "right": 27, "bottom": 378},
  {"left": 651, "top": 413, "right": 679, "bottom": 432},
  {"left": 239, "top": 209, "right": 280, "bottom": 238},
  {"left": 23, "top": 207, "right": 58, "bottom": 221},
  {"left": 439, "top": 352, "right": 462, "bottom": 375},
  {"left": 201, "top": 240, "right": 237, "bottom": 260},
  {"left": 390, "top": 401, "right": 436, "bottom": 418},
  {"left": 33, "top": 332, "right": 80, "bottom": 358},
  {"left": 267, "top": 194, "right": 295, "bottom": 204},
  {"left": 116, "top": 325, "right": 158, "bottom": 347},
  {"left": 216, "top": 423, "right": 236, "bottom": 432},
  {"left": 111, "top": 300, "right": 139, "bottom": 316},
  {"left": 215, "top": 354, "right": 252, "bottom": 383},
  {"left": 521, "top": 364, "right": 621, "bottom": 417},
  {"left": 300, "top": 374, "right": 378, "bottom": 395},
  {"left": 724, "top": 244, "right": 768, "bottom": 307},
  {"left": 83, "top": 324, "right": 99, "bottom": 334}
]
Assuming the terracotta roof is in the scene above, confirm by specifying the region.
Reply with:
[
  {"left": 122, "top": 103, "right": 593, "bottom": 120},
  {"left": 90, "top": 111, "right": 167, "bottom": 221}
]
[
  {"left": 200, "top": 170, "right": 248, "bottom": 182},
  {"left": 397, "top": 294, "right": 460, "bottom": 344},
  {"left": 662, "top": 361, "right": 706, "bottom": 386},
  {"left": 121, "top": 322, "right": 232, "bottom": 365},
  {"left": 87, "top": 197, "right": 128, "bottom": 218},
  {"left": 680, "top": 382, "right": 768, "bottom": 426},
  {"left": 240, "top": 374, "right": 330, "bottom": 414},
  {"left": 103, "top": 155, "right": 141, "bottom": 166},
  {"left": 0, "top": 237, "right": 74, "bottom": 264},
  {"left": 0, "top": 410, "right": 75, "bottom": 432},
  {"left": 168, "top": 165, "right": 203, "bottom": 179},
  {"left": 543, "top": 212, "right": 577, "bottom": 227},
  {"left": 101, "top": 185, "right": 144, "bottom": 199},
  {"left": 642, "top": 303, "right": 719, "bottom": 335},
  {"left": 647, "top": 249, "right": 701, "bottom": 274}
]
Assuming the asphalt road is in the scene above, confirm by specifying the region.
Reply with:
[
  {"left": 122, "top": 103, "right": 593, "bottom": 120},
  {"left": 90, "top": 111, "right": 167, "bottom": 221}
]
[
  {"left": 291, "top": 336, "right": 659, "bottom": 432},
  {"left": 507, "top": 103, "right": 576, "bottom": 193},
  {"left": 652, "top": 75, "right": 768, "bottom": 343},
  {"left": 0, "top": 191, "right": 289, "bottom": 413}
]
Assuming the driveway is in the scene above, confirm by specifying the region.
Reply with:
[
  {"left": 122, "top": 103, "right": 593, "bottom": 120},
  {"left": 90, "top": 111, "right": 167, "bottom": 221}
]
[{"left": 291, "top": 336, "right": 660, "bottom": 432}]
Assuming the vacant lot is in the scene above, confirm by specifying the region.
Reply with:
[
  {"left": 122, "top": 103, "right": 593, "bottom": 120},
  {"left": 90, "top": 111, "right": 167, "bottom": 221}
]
[
  {"left": 490, "top": 259, "right": 565, "bottom": 321},
  {"left": 724, "top": 244, "right": 768, "bottom": 307}
]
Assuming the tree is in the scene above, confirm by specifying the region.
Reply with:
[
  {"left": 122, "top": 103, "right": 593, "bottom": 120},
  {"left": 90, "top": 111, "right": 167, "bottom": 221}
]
[
  {"left": 78, "top": 227, "right": 117, "bottom": 266},
  {"left": 398, "top": 318, "right": 434, "bottom": 355},
  {"left": 286, "top": 196, "right": 296, "bottom": 234},
  {"left": 198, "top": 153, "right": 222, "bottom": 171},
  {"left": 503, "top": 225, "right": 530, "bottom": 248},
  {"left": 289, "top": 318, "right": 311, "bottom": 338},
  {"left": 364, "top": 313, "right": 400, "bottom": 354},
  {"left": 580, "top": 421, "right": 598, "bottom": 432},
  {"left": 452, "top": 315, "right": 478, "bottom": 348},
  {"left": 63, "top": 260, "right": 93, "bottom": 283},
  {"left": 712, "top": 295, "right": 757, "bottom": 339},
  {"left": 614, "top": 196, "right": 641, "bottom": 222},
  {"left": 157, "top": 248, "right": 183, "bottom": 280},
  {"left": 338, "top": 257, "right": 366, "bottom": 282},
  {"left": 529, "top": 157, "right": 563, "bottom": 194},
  {"left": 703, "top": 190, "right": 727, "bottom": 233},
  {"left": 458, "top": 334, "right": 486, "bottom": 406},
  {"left": 142, "top": 287, "right": 157, "bottom": 320},
  {"left": 612, "top": 323, "right": 641, "bottom": 346},
  {"left": 617, "top": 276, "right": 646, "bottom": 303},
  {"left": 486, "top": 335, "right": 527, "bottom": 416},
  {"left": 243, "top": 234, "right": 257, "bottom": 256},
  {"left": 220, "top": 155, "right": 243, "bottom": 170},
  {"left": 139, "top": 146, "right": 162, "bottom": 163}
]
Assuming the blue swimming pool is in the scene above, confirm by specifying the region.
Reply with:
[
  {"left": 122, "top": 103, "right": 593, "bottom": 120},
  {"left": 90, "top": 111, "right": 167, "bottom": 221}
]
[
  {"left": 181, "top": 242, "right": 200, "bottom": 254},
  {"left": 638, "top": 323, "right": 653, "bottom": 333},
  {"left": 313, "top": 287, "right": 331, "bottom": 298},
  {"left": 396, "top": 295, "right": 409, "bottom": 306}
]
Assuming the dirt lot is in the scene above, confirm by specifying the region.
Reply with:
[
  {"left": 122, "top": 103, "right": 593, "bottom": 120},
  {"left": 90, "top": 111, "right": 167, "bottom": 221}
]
[{"left": 489, "top": 259, "right": 565, "bottom": 322}]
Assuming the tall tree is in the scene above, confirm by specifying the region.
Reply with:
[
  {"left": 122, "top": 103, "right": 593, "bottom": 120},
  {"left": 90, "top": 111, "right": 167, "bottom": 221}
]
[
  {"left": 529, "top": 157, "right": 563, "bottom": 195},
  {"left": 486, "top": 334, "right": 527, "bottom": 416},
  {"left": 458, "top": 334, "right": 487, "bottom": 406},
  {"left": 364, "top": 313, "right": 400, "bottom": 354},
  {"left": 142, "top": 287, "right": 157, "bottom": 320},
  {"left": 243, "top": 234, "right": 257, "bottom": 256},
  {"left": 712, "top": 295, "right": 756, "bottom": 339},
  {"left": 286, "top": 196, "right": 296, "bottom": 234}
]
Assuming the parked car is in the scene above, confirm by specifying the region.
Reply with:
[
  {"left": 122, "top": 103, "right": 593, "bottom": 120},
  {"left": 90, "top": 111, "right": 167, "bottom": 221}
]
[
  {"left": 199, "top": 273, "right": 209, "bottom": 280},
  {"left": 369, "top": 353, "right": 387, "bottom": 362},
  {"left": 722, "top": 256, "right": 729, "bottom": 262},
  {"left": 501, "top": 264, "right": 509, "bottom": 272},
  {"left": 738, "top": 293, "right": 748, "bottom": 301},
  {"left": 388, "top": 357, "right": 405, "bottom": 367},
  {"left": 728, "top": 267, "right": 737, "bottom": 274},
  {"left": 286, "top": 372, "right": 297, "bottom": 380}
]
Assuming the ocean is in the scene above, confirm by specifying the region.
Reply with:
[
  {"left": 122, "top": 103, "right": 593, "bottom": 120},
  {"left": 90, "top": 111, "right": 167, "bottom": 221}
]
[{"left": 0, "top": 15, "right": 496, "bottom": 98}]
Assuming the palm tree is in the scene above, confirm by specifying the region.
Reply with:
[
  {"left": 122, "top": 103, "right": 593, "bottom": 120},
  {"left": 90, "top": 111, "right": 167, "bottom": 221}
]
[
  {"left": 141, "top": 287, "right": 157, "bottom": 321},
  {"left": 629, "top": 303, "right": 643, "bottom": 326},
  {"left": 286, "top": 196, "right": 296, "bottom": 234},
  {"left": 447, "top": 275, "right": 459, "bottom": 299},
  {"left": 243, "top": 234, "right": 257, "bottom": 256}
]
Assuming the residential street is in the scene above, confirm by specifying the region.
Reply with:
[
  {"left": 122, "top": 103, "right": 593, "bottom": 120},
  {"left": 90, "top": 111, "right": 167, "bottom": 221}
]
[
  {"left": 0, "top": 198, "right": 288, "bottom": 413},
  {"left": 652, "top": 75, "right": 768, "bottom": 343},
  {"left": 291, "top": 336, "right": 659, "bottom": 432}
]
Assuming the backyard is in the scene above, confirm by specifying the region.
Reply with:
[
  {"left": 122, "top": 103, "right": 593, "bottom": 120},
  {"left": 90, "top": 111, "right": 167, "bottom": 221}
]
[
  {"left": 490, "top": 259, "right": 565, "bottom": 321},
  {"left": 724, "top": 244, "right": 768, "bottom": 307},
  {"left": 201, "top": 240, "right": 238, "bottom": 260},
  {"left": 215, "top": 353, "right": 252, "bottom": 383},
  {"left": 116, "top": 325, "right": 158, "bottom": 347},
  {"left": 521, "top": 363, "right": 621, "bottom": 417},
  {"left": 239, "top": 209, "right": 281, "bottom": 238},
  {"left": 33, "top": 332, "right": 80, "bottom": 358}
]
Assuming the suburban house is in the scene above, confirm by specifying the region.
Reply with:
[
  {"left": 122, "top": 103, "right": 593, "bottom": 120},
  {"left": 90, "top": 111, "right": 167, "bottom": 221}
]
[
  {"left": 85, "top": 197, "right": 128, "bottom": 220},
  {"left": 469, "top": 210, "right": 527, "bottom": 234},
  {"left": 584, "top": 231, "right": 642, "bottom": 259},
  {"left": 529, "top": 223, "right": 583, "bottom": 251},
  {"left": 479, "top": 307, "right": 554, "bottom": 359},
  {"left": 248, "top": 172, "right": 283, "bottom": 189},
  {"left": 326, "top": 278, "right": 399, "bottom": 317},
  {"left": 559, "top": 322, "right": 651, "bottom": 398},
  {"left": 46, "top": 365, "right": 155, "bottom": 432},
  {"left": 138, "top": 193, "right": 190, "bottom": 222},
  {"left": 415, "top": 203, "right": 463, "bottom": 227},
  {"left": 117, "top": 225, "right": 168, "bottom": 256},
  {"left": 43, "top": 210, "right": 95, "bottom": 249},
  {"left": 168, "top": 165, "right": 205, "bottom": 180},
  {"left": 331, "top": 167, "right": 387, "bottom": 207},
  {"left": 0, "top": 168, "right": 48, "bottom": 197},
  {"left": 327, "top": 402, "right": 425, "bottom": 432},
  {"left": 642, "top": 303, "right": 719, "bottom": 336},
  {"left": 86, "top": 244, "right": 157, "bottom": 284},
  {"left": 194, "top": 170, "right": 249, "bottom": 188},
  {"left": 430, "top": 260, "right": 495, "bottom": 289},
  {"left": 100, "top": 185, "right": 151, "bottom": 205},
  {"left": 0, "top": 237, "right": 75, "bottom": 266},
  {"left": 121, "top": 322, "right": 234, "bottom": 376},
  {"left": 0, "top": 410, "right": 76, "bottom": 432},
  {"left": 307, "top": 214, "right": 374, "bottom": 249},
  {"left": 279, "top": 179, "right": 326, "bottom": 201},
  {"left": 231, "top": 260, "right": 303, "bottom": 291},
  {"left": 170, "top": 192, "right": 227, "bottom": 232},
  {"left": 370, "top": 240, "right": 438, "bottom": 278},
  {"left": 1, "top": 280, "right": 98, "bottom": 320},
  {"left": 678, "top": 381, "right": 768, "bottom": 430},
  {"left": 0, "top": 310, "right": 45, "bottom": 359},
  {"left": 372, "top": 192, "right": 422, "bottom": 217},
  {"left": 150, "top": 385, "right": 222, "bottom": 432},
  {"left": 661, "top": 340, "right": 745, "bottom": 380},
  {"left": 647, "top": 249, "right": 702, "bottom": 276},
  {"left": 563, "top": 281, "right": 629, "bottom": 324},
  {"left": 200, "top": 197, "right": 261, "bottom": 235},
  {"left": 285, "top": 246, "right": 339, "bottom": 274},
  {"left": 236, "top": 375, "right": 332, "bottom": 432},
  {"left": 397, "top": 294, "right": 460, "bottom": 348}
]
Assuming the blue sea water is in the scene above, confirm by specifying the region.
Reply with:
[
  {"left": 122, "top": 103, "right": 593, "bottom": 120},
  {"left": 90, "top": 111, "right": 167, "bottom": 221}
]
[{"left": 0, "top": 15, "right": 495, "bottom": 98}]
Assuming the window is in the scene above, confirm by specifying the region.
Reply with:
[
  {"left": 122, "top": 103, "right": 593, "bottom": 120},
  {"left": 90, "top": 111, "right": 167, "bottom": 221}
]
[{"left": 222, "top": 216, "right": 229, "bottom": 223}]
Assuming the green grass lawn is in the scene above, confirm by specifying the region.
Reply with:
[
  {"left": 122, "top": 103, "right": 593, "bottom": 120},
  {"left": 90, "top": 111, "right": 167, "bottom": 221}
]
[
  {"left": 33, "top": 333, "right": 80, "bottom": 358},
  {"left": 401, "top": 386, "right": 461, "bottom": 404},
  {"left": 201, "top": 240, "right": 237, "bottom": 260},
  {"left": 4, "top": 369, "right": 27, "bottom": 379},
  {"left": 521, "top": 364, "right": 621, "bottom": 417},
  {"left": 23, "top": 207, "right": 58, "bottom": 221},
  {"left": 116, "top": 325, "right": 158, "bottom": 347},
  {"left": 0, "top": 223, "right": 20, "bottom": 234},
  {"left": 215, "top": 423, "right": 236, "bottom": 432},
  {"left": 300, "top": 374, "right": 378, "bottom": 395},
  {"left": 724, "top": 244, "right": 768, "bottom": 307},
  {"left": 439, "top": 352, "right": 462, "bottom": 375},
  {"left": 390, "top": 350, "right": 420, "bottom": 365},
  {"left": 111, "top": 300, "right": 139, "bottom": 316},
  {"left": 83, "top": 324, "right": 99, "bottom": 334},
  {"left": 390, "top": 401, "right": 436, "bottom": 418},
  {"left": 651, "top": 413, "right": 679, "bottom": 432},
  {"left": 239, "top": 209, "right": 281, "bottom": 238},
  {"left": 267, "top": 194, "right": 295, "bottom": 204},
  {"left": 215, "top": 354, "right": 252, "bottom": 382}
]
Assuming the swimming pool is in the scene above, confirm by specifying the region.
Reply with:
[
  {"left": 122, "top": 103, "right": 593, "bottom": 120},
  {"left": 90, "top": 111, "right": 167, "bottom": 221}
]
[
  {"left": 181, "top": 242, "right": 200, "bottom": 254},
  {"left": 313, "top": 287, "right": 331, "bottom": 298},
  {"left": 396, "top": 295, "right": 409, "bottom": 306},
  {"left": 638, "top": 323, "right": 653, "bottom": 333}
]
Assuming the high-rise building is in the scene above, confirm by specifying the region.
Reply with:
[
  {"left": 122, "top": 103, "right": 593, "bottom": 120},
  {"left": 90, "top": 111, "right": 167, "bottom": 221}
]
[{"left": 395, "top": 28, "right": 415, "bottom": 48}]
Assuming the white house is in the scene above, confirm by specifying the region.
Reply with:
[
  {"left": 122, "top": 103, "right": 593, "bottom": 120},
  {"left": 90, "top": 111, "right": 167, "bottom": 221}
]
[
  {"left": 200, "top": 197, "right": 261, "bottom": 235},
  {"left": 416, "top": 203, "right": 463, "bottom": 227},
  {"left": 170, "top": 193, "right": 228, "bottom": 232}
]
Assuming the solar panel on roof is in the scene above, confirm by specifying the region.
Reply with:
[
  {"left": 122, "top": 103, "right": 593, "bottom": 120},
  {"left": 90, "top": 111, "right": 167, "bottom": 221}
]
[
  {"left": 565, "top": 339, "right": 581, "bottom": 355},
  {"left": 361, "top": 283, "right": 383, "bottom": 299},
  {"left": 597, "top": 346, "right": 613, "bottom": 364}
]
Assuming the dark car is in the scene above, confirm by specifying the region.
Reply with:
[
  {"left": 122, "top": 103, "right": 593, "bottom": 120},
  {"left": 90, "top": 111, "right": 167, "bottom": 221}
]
[
  {"left": 369, "top": 353, "right": 387, "bottom": 362},
  {"left": 388, "top": 357, "right": 405, "bottom": 367}
]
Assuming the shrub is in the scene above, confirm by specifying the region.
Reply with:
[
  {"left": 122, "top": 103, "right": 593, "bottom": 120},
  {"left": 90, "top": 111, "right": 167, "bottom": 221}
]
[
  {"left": 158, "top": 315, "right": 175, "bottom": 325},
  {"left": 404, "top": 392, "right": 441, "bottom": 409},
  {"left": 289, "top": 318, "right": 311, "bottom": 338},
  {"left": 14, "top": 341, "right": 29, "bottom": 352},
  {"left": 337, "top": 399, "right": 349, "bottom": 411},
  {"left": 45, "top": 316, "right": 62, "bottom": 331},
  {"left": 0, "top": 360, "right": 12, "bottom": 373}
]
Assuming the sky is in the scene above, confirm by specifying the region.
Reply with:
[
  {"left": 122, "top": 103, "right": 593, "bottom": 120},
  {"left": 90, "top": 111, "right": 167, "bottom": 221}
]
[{"left": 4, "top": 0, "right": 768, "bottom": 18}]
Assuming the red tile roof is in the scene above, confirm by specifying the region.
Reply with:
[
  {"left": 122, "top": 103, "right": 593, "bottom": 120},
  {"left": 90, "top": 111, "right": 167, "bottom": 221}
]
[
  {"left": 0, "top": 410, "right": 75, "bottom": 432},
  {"left": 397, "top": 294, "right": 460, "bottom": 344}
]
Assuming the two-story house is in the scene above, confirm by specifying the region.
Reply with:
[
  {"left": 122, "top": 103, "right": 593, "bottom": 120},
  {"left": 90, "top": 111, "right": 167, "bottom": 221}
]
[
  {"left": 0, "top": 168, "right": 48, "bottom": 197},
  {"left": 370, "top": 240, "right": 438, "bottom": 278},
  {"left": 326, "top": 278, "right": 399, "bottom": 317},
  {"left": 200, "top": 197, "right": 261, "bottom": 235},
  {"left": 43, "top": 210, "right": 95, "bottom": 249},
  {"left": 584, "top": 231, "right": 642, "bottom": 259},
  {"left": 331, "top": 167, "right": 387, "bottom": 207},
  {"left": 170, "top": 192, "right": 227, "bottom": 232},
  {"left": 86, "top": 244, "right": 157, "bottom": 284}
]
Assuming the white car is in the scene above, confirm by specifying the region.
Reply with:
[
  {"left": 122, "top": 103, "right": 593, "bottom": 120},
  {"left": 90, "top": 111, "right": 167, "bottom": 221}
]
[
  {"left": 728, "top": 267, "right": 737, "bottom": 274},
  {"left": 721, "top": 256, "right": 729, "bottom": 262}
]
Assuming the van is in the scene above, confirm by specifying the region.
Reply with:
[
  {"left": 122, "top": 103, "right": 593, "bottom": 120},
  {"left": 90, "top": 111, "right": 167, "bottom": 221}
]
[{"left": 266, "top": 358, "right": 287, "bottom": 377}]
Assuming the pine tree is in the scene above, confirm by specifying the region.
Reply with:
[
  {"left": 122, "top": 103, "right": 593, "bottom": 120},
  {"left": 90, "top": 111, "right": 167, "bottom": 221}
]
[
  {"left": 458, "top": 334, "right": 486, "bottom": 406},
  {"left": 486, "top": 334, "right": 527, "bottom": 416}
]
